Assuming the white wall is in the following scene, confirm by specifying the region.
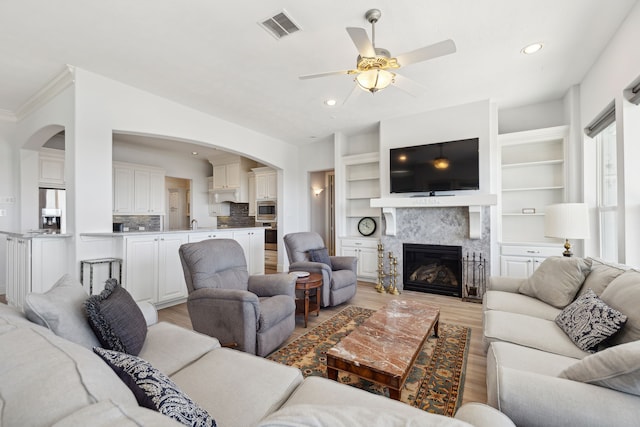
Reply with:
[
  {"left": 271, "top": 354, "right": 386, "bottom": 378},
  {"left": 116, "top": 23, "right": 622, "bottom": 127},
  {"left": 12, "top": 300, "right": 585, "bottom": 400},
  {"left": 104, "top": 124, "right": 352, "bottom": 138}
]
[
  {"left": 579, "top": 1, "right": 640, "bottom": 265},
  {"left": 498, "top": 99, "right": 566, "bottom": 134},
  {"left": 0, "top": 121, "right": 17, "bottom": 292}
]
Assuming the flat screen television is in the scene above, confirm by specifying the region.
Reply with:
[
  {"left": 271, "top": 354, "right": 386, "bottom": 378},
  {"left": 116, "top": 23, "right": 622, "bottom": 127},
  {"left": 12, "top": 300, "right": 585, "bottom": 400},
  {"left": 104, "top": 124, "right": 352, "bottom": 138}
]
[{"left": 390, "top": 138, "right": 479, "bottom": 194}]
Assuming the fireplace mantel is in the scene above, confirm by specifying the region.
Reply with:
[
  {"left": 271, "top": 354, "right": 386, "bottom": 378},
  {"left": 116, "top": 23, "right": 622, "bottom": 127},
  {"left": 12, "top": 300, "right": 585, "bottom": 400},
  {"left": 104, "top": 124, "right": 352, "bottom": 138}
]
[{"left": 370, "top": 194, "right": 497, "bottom": 239}]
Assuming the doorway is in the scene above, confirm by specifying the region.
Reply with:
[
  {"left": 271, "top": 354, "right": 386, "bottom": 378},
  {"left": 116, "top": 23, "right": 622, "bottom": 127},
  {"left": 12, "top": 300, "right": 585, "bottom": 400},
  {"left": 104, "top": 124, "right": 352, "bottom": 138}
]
[
  {"left": 310, "top": 170, "right": 335, "bottom": 255},
  {"left": 165, "top": 177, "right": 191, "bottom": 230}
]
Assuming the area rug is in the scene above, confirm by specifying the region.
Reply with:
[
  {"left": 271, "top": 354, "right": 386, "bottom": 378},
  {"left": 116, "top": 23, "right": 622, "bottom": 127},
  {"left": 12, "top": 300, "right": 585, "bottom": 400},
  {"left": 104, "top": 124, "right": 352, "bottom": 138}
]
[{"left": 267, "top": 305, "right": 470, "bottom": 417}]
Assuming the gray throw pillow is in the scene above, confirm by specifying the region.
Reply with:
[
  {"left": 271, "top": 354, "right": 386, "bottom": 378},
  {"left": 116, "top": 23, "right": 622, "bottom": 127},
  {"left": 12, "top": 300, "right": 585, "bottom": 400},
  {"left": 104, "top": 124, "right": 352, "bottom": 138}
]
[
  {"left": 559, "top": 340, "right": 640, "bottom": 397},
  {"left": 85, "top": 278, "right": 147, "bottom": 355},
  {"left": 94, "top": 347, "right": 216, "bottom": 426},
  {"left": 24, "top": 274, "right": 100, "bottom": 348},
  {"left": 555, "top": 289, "right": 627, "bottom": 352},
  {"left": 309, "top": 247, "right": 332, "bottom": 269},
  {"left": 519, "top": 257, "right": 591, "bottom": 308},
  {"left": 576, "top": 257, "right": 628, "bottom": 297},
  {"left": 600, "top": 270, "right": 640, "bottom": 346}
]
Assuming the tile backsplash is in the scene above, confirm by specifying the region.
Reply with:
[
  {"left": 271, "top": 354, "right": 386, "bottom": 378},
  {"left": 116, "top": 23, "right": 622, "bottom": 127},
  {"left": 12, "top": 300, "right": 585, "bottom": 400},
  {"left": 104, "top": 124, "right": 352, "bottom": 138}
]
[
  {"left": 113, "top": 215, "right": 162, "bottom": 232},
  {"left": 217, "top": 202, "right": 256, "bottom": 228}
]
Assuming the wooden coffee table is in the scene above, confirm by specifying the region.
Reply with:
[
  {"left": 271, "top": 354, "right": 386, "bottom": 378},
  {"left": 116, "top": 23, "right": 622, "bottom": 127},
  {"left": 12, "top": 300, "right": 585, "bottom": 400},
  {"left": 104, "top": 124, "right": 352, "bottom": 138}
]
[
  {"left": 326, "top": 299, "right": 440, "bottom": 400},
  {"left": 293, "top": 272, "right": 323, "bottom": 328}
]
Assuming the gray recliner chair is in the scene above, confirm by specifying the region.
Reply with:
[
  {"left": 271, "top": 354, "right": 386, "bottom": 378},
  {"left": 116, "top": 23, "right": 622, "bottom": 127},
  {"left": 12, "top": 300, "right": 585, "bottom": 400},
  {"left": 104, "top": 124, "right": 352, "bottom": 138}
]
[
  {"left": 179, "top": 238, "right": 296, "bottom": 357},
  {"left": 283, "top": 232, "right": 357, "bottom": 307}
]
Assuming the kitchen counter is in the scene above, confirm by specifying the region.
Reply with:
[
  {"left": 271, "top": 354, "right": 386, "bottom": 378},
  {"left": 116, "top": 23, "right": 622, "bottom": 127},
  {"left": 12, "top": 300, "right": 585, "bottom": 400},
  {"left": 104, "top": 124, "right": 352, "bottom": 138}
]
[
  {"left": 0, "top": 230, "right": 73, "bottom": 239},
  {"left": 80, "top": 226, "right": 266, "bottom": 238}
]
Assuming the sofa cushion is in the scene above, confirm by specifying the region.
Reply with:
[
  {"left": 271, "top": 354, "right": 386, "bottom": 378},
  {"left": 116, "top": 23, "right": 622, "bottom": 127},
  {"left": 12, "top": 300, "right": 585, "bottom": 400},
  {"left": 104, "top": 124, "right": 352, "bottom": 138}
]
[
  {"left": 483, "top": 290, "right": 561, "bottom": 320},
  {"left": 555, "top": 289, "right": 627, "bottom": 352},
  {"left": 559, "top": 340, "right": 640, "bottom": 397},
  {"left": 577, "top": 257, "right": 628, "bottom": 297},
  {"left": 518, "top": 257, "right": 591, "bottom": 309},
  {"left": 171, "top": 348, "right": 303, "bottom": 427},
  {"left": 309, "top": 247, "right": 332, "bottom": 269},
  {"left": 86, "top": 278, "right": 147, "bottom": 355},
  {"left": 52, "top": 400, "right": 184, "bottom": 427},
  {"left": 483, "top": 310, "right": 590, "bottom": 359},
  {"left": 331, "top": 269, "right": 357, "bottom": 291},
  {"left": 94, "top": 348, "right": 216, "bottom": 426},
  {"left": 0, "top": 322, "right": 137, "bottom": 427},
  {"left": 23, "top": 273, "right": 101, "bottom": 349},
  {"left": 600, "top": 270, "right": 640, "bottom": 346}
]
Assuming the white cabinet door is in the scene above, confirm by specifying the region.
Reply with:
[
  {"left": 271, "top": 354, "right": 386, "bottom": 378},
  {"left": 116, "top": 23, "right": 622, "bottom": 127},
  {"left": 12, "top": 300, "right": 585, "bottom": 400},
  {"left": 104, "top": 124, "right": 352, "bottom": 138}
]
[
  {"left": 500, "top": 255, "right": 534, "bottom": 278},
  {"left": 187, "top": 230, "right": 233, "bottom": 243},
  {"left": 39, "top": 154, "right": 65, "bottom": 187},
  {"left": 5, "top": 237, "right": 31, "bottom": 309},
  {"left": 225, "top": 163, "right": 240, "bottom": 189},
  {"left": 113, "top": 166, "right": 134, "bottom": 213},
  {"left": 149, "top": 170, "right": 165, "bottom": 214},
  {"left": 124, "top": 236, "right": 158, "bottom": 303},
  {"left": 358, "top": 247, "right": 379, "bottom": 279},
  {"left": 266, "top": 172, "right": 277, "bottom": 199},
  {"left": 212, "top": 165, "right": 227, "bottom": 189},
  {"left": 133, "top": 169, "right": 151, "bottom": 213},
  {"left": 248, "top": 173, "right": 256, "bottom": 216},
  {"left": 30, "top": 238, "right": 67, "bottom": 294},
  {"left": 233, "top": 229, "right": 265, "bottom": 275},
  {"left": 157, "top": 234, "right": 188, "bottom": 303},
  {"left": 256, "top": 172, "right": 277, "bottom": 200}
]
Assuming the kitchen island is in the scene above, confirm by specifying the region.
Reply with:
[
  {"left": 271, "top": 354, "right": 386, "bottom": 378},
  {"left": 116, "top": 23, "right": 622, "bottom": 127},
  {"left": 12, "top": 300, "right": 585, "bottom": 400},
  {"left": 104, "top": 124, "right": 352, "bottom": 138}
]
[{"left": 80, "top": 227, "right": 265, "bottom": 308}]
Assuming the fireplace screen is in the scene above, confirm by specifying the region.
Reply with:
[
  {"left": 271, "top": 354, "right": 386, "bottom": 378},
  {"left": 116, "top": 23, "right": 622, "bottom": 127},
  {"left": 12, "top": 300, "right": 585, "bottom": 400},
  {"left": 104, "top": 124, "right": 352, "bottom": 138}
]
[{"left": 403, "top": 243, "right": 462, "bottom": 297}]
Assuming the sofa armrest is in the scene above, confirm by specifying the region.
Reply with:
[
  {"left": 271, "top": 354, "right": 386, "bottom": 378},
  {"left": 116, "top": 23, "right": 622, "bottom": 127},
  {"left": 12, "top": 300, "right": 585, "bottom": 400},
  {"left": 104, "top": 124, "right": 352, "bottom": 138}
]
[
  {"left": 248, "top": 273, "right": 296, "bottom": 298},
  {"left": 289, "top": 261, "right": 332, "bottom": 276},
  {"left": 488, "top": 276, "right": 524, "bottom": 293},
  {"left": 492, "top": 367, "right": 640, "bottom": 427},
  {"left": 454, "top": 402, "right": 515, "bottom": 427},
  {"left": 330, "top": 256, "right": 357, "bottom": 273},
  {"left": 137, "top": 301, "right": 158, "bottom": 326}
]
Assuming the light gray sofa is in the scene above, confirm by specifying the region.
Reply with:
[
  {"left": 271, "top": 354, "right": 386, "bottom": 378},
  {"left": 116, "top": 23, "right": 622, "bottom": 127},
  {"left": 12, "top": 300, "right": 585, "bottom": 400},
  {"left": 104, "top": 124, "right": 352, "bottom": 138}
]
[
  {"left": 483, "top": 257, "right": 640, "bottom": 427},
  {"left": 0, "top": 279, "right": 515, "bottom": 427}
]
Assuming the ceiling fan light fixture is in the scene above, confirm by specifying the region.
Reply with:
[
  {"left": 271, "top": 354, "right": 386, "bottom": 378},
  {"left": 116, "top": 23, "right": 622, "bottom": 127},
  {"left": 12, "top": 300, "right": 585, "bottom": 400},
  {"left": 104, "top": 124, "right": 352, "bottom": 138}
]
[{"left": 356, "top": 69, "right": 395, "bottom": 93}]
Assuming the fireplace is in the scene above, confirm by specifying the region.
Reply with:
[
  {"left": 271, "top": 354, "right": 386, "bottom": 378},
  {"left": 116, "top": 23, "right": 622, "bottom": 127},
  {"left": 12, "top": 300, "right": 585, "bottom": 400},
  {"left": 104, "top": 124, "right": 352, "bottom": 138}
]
[{"left": 403, "top": 243, "right": 462, "bottom": 297}]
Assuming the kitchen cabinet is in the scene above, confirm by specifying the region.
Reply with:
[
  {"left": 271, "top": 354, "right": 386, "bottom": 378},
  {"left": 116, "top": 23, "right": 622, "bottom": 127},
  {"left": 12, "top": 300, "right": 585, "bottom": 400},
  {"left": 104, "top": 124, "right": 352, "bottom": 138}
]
[
  {"left": 232, "top": 229, "right": 265, "bottom": 275},
  {"left": 212, "top": 163, "right": 240, "bottom": 190},
  {"left": 248, "top": 172, "right": 256, "bottom": 216},
  {"left": 4, "top": 235, "right": 69, "bottom": 309},
  {"left": 187, "top": 230, "right": 233, "bottom": 243},
  {"left": 500, "top": 245, "right": 558, "bottom": 278},
  {"left": 340, "top": 238, "right": 378, "bottom": 282},
  {"left": 254, "top": 169, "right": 277, "bottom": 200},
  {"left": 113, "top": 162, "right": 165, "bottom": 215},
  {"left": 123, "top": 233, "right": 188, "bottom": 305},
  {"left": 39, "top": 149, "right": 65, "bottom": 188}
]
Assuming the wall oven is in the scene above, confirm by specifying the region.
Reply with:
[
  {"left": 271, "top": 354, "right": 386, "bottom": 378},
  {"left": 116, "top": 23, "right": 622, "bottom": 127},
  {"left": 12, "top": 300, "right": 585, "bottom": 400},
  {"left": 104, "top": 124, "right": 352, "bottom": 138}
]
[{"left": 256, "top": 200, "right": 276, "bottom": 222}]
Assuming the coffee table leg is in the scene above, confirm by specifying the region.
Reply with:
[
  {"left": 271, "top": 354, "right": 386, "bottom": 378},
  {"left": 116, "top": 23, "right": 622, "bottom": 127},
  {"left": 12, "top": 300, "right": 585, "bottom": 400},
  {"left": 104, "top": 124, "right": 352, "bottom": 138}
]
[
  {"left": 389, "top": 387, "right": 401, "bottom": 400},
  {"left": 327, "top": 366, "right": 338, "bottom": 381},
  {"left": 304, "top": 288, "right": 310, "bottom": 328}
]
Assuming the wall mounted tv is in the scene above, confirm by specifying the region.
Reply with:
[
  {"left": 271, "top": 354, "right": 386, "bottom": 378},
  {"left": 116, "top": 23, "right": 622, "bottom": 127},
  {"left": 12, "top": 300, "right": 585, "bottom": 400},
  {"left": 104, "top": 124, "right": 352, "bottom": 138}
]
[{"left": 390, "top": 137, "right": 479, "bottom": 194}]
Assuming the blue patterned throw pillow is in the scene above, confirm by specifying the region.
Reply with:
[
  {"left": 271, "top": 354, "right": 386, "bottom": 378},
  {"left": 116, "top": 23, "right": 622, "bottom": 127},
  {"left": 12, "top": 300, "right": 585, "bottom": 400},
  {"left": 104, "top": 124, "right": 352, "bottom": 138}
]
[
  {"left": 94, "top": 347, "right": 216, "bottom": 427},
  {"left": 555, "top": 289, "right": 627, "bottom": 352}
]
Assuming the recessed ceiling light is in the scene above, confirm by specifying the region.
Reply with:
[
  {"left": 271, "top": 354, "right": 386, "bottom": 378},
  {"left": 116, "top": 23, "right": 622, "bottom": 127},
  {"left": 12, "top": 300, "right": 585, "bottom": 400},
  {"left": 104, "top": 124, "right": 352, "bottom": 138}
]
[
  {"left": 192, "top": 151, "right": 198, "bottom": 156},
  {"left": 324, "top": 99, "right": 337, "bottom": 106},
  {"left": 521, "top": 42, "right": 543, "bottom": 55}
]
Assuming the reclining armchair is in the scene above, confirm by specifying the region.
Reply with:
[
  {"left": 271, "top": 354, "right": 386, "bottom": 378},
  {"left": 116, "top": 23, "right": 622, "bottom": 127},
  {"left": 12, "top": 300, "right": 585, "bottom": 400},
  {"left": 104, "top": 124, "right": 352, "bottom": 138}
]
[
  {"left": 179, "top": 238, "right": 296, "bottom": 357},
  {"left": 284, "top": 232, "right": 357, "bottom": 307}
]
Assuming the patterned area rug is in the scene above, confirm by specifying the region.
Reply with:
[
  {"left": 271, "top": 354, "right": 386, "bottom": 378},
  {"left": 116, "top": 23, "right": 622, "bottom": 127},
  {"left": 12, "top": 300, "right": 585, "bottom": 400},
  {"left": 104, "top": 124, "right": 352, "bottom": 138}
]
[{"left": 267, "top": 305, "right": 470, "bottom": 417}]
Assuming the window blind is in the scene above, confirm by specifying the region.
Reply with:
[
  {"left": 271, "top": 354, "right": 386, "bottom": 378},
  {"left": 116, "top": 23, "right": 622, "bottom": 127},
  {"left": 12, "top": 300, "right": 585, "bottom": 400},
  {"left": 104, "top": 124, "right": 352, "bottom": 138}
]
[
  {"left": 584, "top": 102, "right": 615, "bottom": 138},
  {"left": 624, "top": 77, "right": 640, "bottom": 105}
]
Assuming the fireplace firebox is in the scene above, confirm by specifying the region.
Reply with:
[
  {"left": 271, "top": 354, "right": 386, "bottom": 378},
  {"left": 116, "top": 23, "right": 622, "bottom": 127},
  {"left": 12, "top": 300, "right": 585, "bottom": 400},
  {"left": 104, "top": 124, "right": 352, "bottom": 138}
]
[{"left": 403, "top": 243, "right": 462, "bottom": 297}]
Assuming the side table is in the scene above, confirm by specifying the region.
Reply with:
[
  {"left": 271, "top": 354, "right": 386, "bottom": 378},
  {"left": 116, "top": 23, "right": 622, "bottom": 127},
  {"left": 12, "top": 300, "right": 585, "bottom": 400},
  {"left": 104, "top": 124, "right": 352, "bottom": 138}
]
[{"left": 293, "top": 272, "right": 323, "bottom": 328}]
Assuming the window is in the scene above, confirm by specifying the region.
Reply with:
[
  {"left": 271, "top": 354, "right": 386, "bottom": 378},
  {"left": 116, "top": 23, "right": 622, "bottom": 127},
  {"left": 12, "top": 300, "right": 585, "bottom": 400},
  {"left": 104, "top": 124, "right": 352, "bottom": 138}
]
[{"left": 595, "top": 121, "right": 618, "bottom": 260}]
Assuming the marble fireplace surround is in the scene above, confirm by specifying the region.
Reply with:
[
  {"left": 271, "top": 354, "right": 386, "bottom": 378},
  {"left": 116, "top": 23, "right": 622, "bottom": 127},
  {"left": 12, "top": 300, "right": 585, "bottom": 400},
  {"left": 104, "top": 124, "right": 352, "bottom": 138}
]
[{"left": 374, "top": 195, "right": 495, "bottom": 292}]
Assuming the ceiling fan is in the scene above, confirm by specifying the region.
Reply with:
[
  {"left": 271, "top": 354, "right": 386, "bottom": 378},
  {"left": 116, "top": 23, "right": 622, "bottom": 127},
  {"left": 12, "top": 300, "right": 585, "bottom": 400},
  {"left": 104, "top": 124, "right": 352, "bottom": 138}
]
[{"left": 299, "top": 9, "right": 456, "bottom": 97}]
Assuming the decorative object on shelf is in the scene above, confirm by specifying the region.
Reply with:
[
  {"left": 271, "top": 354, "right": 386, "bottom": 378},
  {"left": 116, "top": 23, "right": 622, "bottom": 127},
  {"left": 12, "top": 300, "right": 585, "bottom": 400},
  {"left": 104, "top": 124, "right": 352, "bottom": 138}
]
[
  {"left": 545, "top": 203, "right": 590, "bottom": 257},
  {"left": 462, "top": 252, "right": 486, "bottom": 303},
  {"left": 357, "top": 216, "right": 377, "bottom": 236},
  {"left": 521, "top": 208, "right": 536, "bottom": 214},
  {"left": 374, "top": 242, "right": 400, "bottom": 294}
]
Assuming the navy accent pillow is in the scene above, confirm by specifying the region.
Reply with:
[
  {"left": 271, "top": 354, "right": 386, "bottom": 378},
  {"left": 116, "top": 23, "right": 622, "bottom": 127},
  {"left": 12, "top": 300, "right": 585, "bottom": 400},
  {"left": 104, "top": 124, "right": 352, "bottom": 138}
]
[
  {"left": 309, "top": 248, "right": 332, "bottom": 269},
  {"left": 85, "top": 278, "right": 147, "bottom": 355},
  {"left": 94, "top": 348, "right": 216, "bottom": 426},
  {"left": 555, "top": 288, "right": 627, "bottom": 352}
]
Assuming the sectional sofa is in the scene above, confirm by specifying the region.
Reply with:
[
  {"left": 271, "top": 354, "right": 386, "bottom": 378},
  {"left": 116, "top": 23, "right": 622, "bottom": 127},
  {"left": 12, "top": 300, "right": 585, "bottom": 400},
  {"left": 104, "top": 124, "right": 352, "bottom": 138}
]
[
  {"left": 0, "top": 274, "right": 514, "bottom": 427},
  {"left": 483, "top": 256, "right": 640, "bottom": 427}
]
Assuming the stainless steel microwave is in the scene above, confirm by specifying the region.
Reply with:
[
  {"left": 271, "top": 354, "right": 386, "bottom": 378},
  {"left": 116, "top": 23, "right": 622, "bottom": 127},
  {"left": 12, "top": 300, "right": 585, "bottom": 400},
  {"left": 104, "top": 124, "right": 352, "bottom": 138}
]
[{"left": 256, "top": 200, "right": 276, "bottom": 222}]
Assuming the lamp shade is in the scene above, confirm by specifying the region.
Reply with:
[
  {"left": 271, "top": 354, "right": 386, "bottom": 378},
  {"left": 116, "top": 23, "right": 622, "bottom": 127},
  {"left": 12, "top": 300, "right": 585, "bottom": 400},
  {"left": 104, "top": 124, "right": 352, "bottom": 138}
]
[
  {"left": 356, "top": 69, "right": 395, "bottom": 93},
  {"left": 544, "top": 203, "right": 590, "bottom": 239}
]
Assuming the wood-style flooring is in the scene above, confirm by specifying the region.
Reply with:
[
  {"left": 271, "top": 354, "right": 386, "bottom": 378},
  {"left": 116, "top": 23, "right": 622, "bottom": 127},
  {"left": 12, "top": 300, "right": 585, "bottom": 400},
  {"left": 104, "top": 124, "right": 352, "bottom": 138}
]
[{"left": 158, "top": 281, "right": 487, "bottom": 405}]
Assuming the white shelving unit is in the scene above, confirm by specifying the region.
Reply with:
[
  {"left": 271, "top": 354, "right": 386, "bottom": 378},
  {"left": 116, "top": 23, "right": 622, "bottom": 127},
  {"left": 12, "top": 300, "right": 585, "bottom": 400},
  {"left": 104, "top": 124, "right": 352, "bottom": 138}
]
[
  {"left": 498, "top": 126, "right": 568, "bottom": 276},
  {"left": 343, "top": 152, "right": 381, "bottom": 236}
]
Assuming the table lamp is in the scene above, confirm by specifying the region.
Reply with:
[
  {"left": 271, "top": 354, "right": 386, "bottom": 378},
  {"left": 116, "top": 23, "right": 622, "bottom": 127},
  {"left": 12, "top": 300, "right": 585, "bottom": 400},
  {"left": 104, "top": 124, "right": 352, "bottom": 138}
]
[{"left": 544, "top": 203, "right": 590, "bottom": 257}]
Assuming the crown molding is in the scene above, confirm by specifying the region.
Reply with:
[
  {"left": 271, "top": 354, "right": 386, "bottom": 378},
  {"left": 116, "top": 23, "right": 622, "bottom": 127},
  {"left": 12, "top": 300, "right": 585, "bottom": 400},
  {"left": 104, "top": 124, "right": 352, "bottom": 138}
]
[
  {"left": 0, "top": 109, "right": 17, "bottom": 122},
  {"left": 15, "top": 65, "right": 76, "bottom": 121}
]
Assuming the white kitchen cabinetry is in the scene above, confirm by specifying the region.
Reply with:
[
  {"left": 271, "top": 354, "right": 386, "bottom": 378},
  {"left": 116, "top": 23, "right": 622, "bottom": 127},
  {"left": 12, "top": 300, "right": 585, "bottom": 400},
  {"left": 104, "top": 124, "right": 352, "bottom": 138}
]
[
  {"left": 248, "top": 172, "right": 256, "bottom": 216},
  {"left": 233, "top": 229, "right": 265, "bottom": 275},
  {"left": 39, "top": 149, "right": 65, "bottom": 188},
  {"left": 187, "top": 230, "right": 233, "bottom": 243},
  {"left": 123, "top": 233, "right": 188, "bottom": 305},
  {"left": 113, "top": 162, "right": 165, "bottom": 215},
  {"left": 340, "top": 238, "right": 378, "bottom": 282},
  {"left": 500, "top": 245, "right": 559, "bottom": 278},
  {"left": 5, "top": 235, "right": 69, "bottom": 309},
  {"left": 253, "top": 167, "right": 277, "bottom": 200},
  {"left": 212, "top": 163, "right": 240, "bottom": 190}
]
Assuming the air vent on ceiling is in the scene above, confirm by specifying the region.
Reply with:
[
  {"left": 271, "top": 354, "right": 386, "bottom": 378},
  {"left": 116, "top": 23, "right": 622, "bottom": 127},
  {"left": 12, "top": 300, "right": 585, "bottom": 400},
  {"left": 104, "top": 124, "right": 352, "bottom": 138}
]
[{"left": 259, "top": 10, "right": 300, "bottom": 39}]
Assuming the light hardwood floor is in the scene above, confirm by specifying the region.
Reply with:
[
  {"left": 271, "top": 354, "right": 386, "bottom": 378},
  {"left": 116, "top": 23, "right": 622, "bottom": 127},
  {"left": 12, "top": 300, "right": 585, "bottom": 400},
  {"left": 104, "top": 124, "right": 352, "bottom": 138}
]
[{"left": 158, "top": 281, "right": 487, "bottom": 405}]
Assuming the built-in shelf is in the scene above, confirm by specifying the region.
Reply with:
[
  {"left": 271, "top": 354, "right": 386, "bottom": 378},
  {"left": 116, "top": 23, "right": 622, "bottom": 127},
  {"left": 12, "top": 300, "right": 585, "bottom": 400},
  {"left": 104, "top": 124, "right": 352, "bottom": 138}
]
[
  {"left": 502, "top": 159, "right": 564, "bottom": 168},
  {"left": 502, "top": 186, "right": 564, "bottom": 192},
  {"left": 502, "top": 213, "right": 546, "bottom": 216}
]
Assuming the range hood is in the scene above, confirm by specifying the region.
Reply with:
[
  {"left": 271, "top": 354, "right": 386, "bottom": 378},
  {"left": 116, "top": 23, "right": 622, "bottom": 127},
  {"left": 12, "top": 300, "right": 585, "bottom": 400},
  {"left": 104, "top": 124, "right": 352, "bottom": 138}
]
[{"left": 211, "top": 189, "right": 240, "bottom": 203}]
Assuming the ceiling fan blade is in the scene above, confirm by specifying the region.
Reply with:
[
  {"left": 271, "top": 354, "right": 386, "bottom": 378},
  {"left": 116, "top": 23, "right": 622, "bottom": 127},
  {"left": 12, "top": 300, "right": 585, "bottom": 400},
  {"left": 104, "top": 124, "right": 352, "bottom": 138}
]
[
  {"left": 346, "top": 27, "right": 375, "bottom": 57},
  {"left": 299, "top": 69, "right": 355, "bottom": 80},
  {"left": 392, "top": 74, "right": 427, "bottom": 97},
  {"left": 342, "top": 83, "right": 362, "bottom": 106},
  {"left": 395, "top": 39, "right": 456, "bottom": 67}
]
